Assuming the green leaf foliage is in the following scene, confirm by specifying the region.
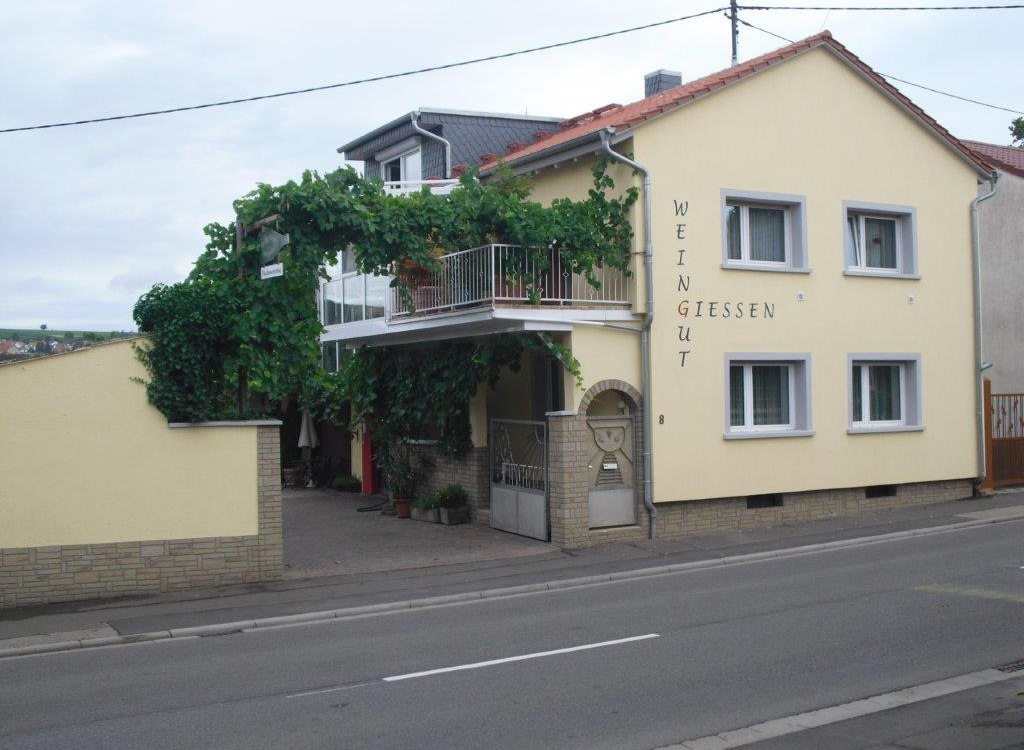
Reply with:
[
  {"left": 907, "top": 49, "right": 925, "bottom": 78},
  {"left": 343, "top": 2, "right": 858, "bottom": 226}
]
[{"left": 133, "top": 161, "right": 635, "bottom": 429}]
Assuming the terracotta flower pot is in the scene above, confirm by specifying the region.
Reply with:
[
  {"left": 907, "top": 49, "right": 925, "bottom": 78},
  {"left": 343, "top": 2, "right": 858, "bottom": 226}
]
[{"left": 394, "top": 498, "right": 412, "bottom": 519}]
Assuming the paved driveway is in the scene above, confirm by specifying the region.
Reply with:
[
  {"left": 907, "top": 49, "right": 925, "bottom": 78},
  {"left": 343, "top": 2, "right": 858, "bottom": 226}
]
[{"left": 283, "top": 488, "right": 554, "bottom": 579}]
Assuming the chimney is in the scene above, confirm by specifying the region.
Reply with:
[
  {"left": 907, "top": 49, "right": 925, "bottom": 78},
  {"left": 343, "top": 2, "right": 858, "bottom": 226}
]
[{"left": 644, "top": 69, "right": 682, "bottom": 97}]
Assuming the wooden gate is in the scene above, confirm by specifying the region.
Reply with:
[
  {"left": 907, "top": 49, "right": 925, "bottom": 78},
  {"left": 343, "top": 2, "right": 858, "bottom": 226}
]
[{"left": 985, "top": 379, "right": 1024, "bottom": 488}]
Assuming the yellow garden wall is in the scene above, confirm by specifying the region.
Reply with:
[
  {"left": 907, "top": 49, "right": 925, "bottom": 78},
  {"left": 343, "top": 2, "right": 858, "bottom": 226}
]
[{"left": 0, "top": 339, "right": 259, "bottom": 548}]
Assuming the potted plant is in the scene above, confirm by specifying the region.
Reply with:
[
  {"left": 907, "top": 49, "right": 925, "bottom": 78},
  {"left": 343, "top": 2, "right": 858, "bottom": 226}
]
[
  {"left": 436, "top": 484, "right": 471, "bottom": 525},
  {"left": 379, "top": 441, "right": 430, "bottom": 519},
  {"left": 411, "top": 495, "right": 441, "bottom": 523}
]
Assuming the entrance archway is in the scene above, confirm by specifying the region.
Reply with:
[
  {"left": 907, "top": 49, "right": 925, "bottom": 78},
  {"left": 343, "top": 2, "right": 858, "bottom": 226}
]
[{"left": 579, "top": 381, "right": 642, "bottom": 529}]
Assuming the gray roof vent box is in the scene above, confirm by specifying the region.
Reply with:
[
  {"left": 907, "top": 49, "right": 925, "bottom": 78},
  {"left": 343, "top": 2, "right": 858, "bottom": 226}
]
[{"left": 644, "top": 69, "right": 683, "bottom": 97}]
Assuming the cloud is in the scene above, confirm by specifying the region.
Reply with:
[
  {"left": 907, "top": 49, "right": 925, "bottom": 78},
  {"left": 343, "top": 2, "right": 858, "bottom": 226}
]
[
  {"left": 108, "top": 266, "right": 180, "bottom": 294},
  {"left": 0, "top": 0, "right": 1018, "bottom": 331},
  {"left": 63, "top": 40, "right": 149, "bottom": 80}
]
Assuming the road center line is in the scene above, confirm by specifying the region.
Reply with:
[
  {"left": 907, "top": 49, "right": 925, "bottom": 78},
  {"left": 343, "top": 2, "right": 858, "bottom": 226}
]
[{"left": 382, "top": 633, "right": 660, "bottom": 683}]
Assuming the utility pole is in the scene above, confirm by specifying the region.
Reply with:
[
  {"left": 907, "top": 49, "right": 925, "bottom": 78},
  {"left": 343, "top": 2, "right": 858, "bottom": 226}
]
[{"left": 730, "top": 0, "right": 739, "bottom": 67}]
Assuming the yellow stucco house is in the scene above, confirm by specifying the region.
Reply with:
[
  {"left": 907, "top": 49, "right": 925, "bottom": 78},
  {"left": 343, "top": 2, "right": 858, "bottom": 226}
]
[{"left": 323, "top": 32, "right": 996, "bottom": 548}]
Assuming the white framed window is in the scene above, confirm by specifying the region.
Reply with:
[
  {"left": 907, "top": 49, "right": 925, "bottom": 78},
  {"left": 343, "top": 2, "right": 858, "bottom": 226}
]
[
  {"left": 843, "top": 201, "right": 917, "bottom": 278},
  {"left": 322, "top": 247, "right": 387, "bottom": 325},
  {"left": 848, "top": 354, "right": 922, "bottom": 433},
  {"left": 721, "top": 189, "right": 808, "bottom": 273},
  {"left": 375, "top": 137, "right": 422, "bottom": 188},
  {"left": 724, "top": 354, "right": 813, "bottom": 439},
  {"left": 322, "top": 340, "right": 340, "bottom": 372}
]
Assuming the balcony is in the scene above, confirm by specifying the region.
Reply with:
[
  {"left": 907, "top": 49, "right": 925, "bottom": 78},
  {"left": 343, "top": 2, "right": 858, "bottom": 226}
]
[
  {"left": 382, "top": 179, "right": 460, "bottom": 196},
  {"left": 389, "top": 244, "right": 631, "bottom": 319},
  {"left": 321, "top": 244, "right": 635, "bottom": 347}
]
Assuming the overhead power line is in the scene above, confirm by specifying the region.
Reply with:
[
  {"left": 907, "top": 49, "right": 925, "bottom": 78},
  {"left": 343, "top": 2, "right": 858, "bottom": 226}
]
[
  {"left": 732, "top": 15, "right": 1024, "bottom": 114},
  {"left": 0, "top": 7, "right": 728, "bottom": 134},
  {"left": 738, "top": 3, "right": 1024, "bottom": 9},
  {"left": 5, "top": 4, "right": 1020, "bottom": 134}
]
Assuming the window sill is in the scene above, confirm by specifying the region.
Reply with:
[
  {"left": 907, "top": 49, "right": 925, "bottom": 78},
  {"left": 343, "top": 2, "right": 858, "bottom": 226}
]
[
  {"left": 843, "top": 269, "right": 920, "bottom": 280},
  {"left": 847, "top": 425, "right": 924, "bottom": 435},
  {"left": 724, "top": 429, "right": 815, "bottom": 441},
  {"left": 722, "top": 262, "right": 811, "bottom": 274}
]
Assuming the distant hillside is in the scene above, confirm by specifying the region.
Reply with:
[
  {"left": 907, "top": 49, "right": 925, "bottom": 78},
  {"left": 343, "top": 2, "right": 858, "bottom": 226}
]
[{"left": 0, "top": 329, "right": 135, "bottom": 342}]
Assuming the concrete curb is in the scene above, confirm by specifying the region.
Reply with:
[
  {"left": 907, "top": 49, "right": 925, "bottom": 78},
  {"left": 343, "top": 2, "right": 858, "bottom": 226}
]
[{"left": 3, "top": 512, "right": 1023, "bottom": 660}]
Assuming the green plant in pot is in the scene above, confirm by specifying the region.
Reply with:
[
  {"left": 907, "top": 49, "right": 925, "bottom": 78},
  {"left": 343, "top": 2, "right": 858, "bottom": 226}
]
[
  {"left": 411, "top": 494, "right": 442, "bottom": 523},
  {"left": 379, "top": 441, "right": 431, "bottom": 518},
  {"left": 435, "top": 484, "right": 471, "bottom": 525}
]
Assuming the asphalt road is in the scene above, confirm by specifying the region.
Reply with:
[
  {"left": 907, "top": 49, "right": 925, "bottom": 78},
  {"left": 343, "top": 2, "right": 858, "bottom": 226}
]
[{"left": 1, "top": 521, "right": 1022, "bottom": 749}]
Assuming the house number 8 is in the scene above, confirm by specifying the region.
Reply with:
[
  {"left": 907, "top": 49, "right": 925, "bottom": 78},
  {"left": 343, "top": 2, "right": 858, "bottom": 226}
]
[{"left": 659, "top": 415, "right": 665, "bottom": 424}]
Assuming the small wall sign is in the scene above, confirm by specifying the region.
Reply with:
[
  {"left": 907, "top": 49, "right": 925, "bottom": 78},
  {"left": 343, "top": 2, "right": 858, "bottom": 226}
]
[{"left": 260, "top": 263, "right": 284, "bottom": 280}]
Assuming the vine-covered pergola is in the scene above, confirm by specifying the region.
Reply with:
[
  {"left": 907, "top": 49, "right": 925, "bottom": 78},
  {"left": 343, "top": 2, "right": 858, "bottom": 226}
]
[{"left": 134, "top": 163, "right": 637, "bottom": 455}]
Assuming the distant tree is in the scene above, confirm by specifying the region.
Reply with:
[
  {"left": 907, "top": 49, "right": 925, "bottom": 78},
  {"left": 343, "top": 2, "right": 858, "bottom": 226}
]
[
  {"left": 39, "top": 323, "right": 47, "bottom": 331},
  {"left": 1011, "top": 117, "right": 1024, "bottom": 147}
]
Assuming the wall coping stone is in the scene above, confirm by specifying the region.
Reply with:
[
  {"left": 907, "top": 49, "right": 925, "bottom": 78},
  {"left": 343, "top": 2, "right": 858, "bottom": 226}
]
[{"left": 168, "top": 420, "right": 283, "bottom": 428}]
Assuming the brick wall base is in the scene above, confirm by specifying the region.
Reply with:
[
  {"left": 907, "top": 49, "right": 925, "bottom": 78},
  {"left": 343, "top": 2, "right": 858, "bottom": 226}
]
[
  {"left": 551, "top": 472, "right": 973, "bottom": 550},
  {"left": 653, "top": 478, "right": 973, "bottom": 541},
  {"left": 0, "top": 425, "right": 283, "bottom": 609},
  {"left": 410, "top": 443, "right": 490, "bottom": 521}
]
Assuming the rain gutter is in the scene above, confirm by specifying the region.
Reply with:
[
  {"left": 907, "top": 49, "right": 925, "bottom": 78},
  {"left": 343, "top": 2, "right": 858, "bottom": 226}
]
[
  {"left": 971, "top": 171, "right": 999, "bottom": 490},
  {"left": 599, "top": 128, "right": 657, "bottom": 542},
  {"left": 410, "top": 112, "right": 452, "bottom": 179}
]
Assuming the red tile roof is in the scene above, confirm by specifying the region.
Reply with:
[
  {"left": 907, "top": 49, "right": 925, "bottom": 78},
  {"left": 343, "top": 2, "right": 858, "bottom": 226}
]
[
  {"left": 962, "top": 140, "right": 1024, "bottom": 179},
  {"left": 482, "top": 31, "right": 992, "bottom": 177}
]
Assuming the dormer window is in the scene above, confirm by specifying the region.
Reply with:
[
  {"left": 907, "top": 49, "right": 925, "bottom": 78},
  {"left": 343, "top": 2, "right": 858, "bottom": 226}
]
[
  {"left": 383, "top": 157, "right": 403, "bottom": 182},
  {"left": 375, "top": 137, "right": 422, "bottom": 186}
]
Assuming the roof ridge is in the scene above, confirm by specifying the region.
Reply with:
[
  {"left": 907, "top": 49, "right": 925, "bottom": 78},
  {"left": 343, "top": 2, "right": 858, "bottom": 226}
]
[{"left": 481, "top": 29, "right": 990, "bottom": 178}]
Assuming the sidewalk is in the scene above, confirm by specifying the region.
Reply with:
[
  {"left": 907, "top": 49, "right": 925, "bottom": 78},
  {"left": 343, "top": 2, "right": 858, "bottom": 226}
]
[{"left": 2, "top": 489, "right": 1024, "bottom": 656}]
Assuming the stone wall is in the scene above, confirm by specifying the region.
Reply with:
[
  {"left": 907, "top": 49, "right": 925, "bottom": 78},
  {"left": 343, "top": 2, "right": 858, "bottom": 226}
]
[
  {"left": 0, "top": 425, "right": 283, "bottom": 609},
  {"left": 653, "top": 479, "right": 972, "bottom": 540}
]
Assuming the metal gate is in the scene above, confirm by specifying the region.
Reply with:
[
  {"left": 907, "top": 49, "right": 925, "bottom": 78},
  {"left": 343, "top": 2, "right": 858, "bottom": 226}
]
[
  {"left": 987, "top": 381, "right": 1024, "bottom": 487},
  {"left": 489, "top": 419, "right": 548, "bottom": 541},
  {"left": 586, "top": 415, "right": 637, "bottom": 528}
]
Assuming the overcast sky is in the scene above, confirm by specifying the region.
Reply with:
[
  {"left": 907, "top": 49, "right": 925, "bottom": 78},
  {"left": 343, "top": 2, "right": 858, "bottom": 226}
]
[{"left": 0, "top": 1, "right": 1019, "bottom": 331}]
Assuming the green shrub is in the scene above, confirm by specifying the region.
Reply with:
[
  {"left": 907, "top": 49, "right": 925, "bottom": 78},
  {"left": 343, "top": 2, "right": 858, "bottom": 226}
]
[
  {"left": 431, "top": 484, "right": 469, "bottom": 509},
  {"left": 331, "top": 475, "right": 362, "bottom": 492},
  {"left": 413, "top": 495, "right": 443, "bottom": 510}
]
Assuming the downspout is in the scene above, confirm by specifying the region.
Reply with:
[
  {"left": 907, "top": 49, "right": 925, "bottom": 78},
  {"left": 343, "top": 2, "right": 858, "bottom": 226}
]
[
  {"left": 971, "top": 171, "right": 998, "bottom": 490},
  {"left": 410, "top": 112, "right": 452, "bottom": 179},
  {"left": 600, "top": 129, "right": 657, "bottom": 542}
]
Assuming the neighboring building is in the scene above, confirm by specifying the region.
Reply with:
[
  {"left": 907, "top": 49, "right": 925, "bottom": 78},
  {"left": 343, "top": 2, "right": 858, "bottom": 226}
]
[
  {"left": 338, "top": 108, "right": 563, "bottom": 190},
  {"left": 324, "top": 32, "right": 992, "bottom": 548},
  {"left": 962, "top": 140, "right": 1024, "bottom": 393},
  {"left": 323, "top": 109, "right": 564, "bottom": 363}
]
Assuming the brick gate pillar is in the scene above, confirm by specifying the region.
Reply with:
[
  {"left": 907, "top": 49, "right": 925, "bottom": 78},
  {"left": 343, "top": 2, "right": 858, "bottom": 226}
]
[{"left": 546, "top": 410, "right": 590, "bottom": 550}]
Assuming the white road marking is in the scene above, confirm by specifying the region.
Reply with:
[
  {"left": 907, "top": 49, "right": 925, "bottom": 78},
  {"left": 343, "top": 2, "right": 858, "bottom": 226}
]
[
  {"left": 383, "top": 633, "right": 660, "bottom": 682},
  {"left": 916, "top": 583, "right": 1024, "bottom": 603},
  {"left": 286, "top": 633, "right": 660, "bottom": 698},
  {"left": 658, "top": 667, "right": 1017, "bottom": 750}
]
